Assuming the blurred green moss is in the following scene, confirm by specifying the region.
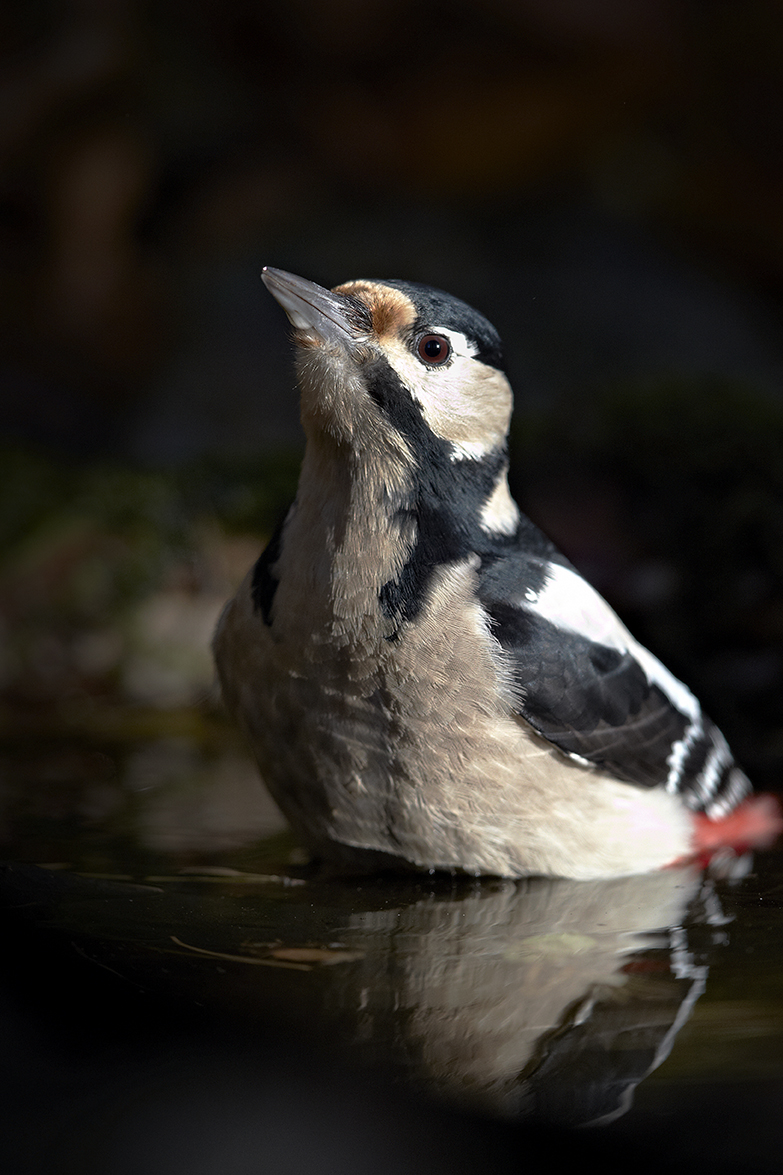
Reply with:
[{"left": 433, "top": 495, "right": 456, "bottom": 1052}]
[
  {"left": 0, "top": 445, "right": 301, "bottom": 714},
  {"left": 0, "top": 445, "right": 302, "bottom": 588}
]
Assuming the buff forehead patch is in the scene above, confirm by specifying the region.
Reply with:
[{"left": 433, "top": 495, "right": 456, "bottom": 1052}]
[{"left": 333, "top": 280, "right": 416, "bottom": 340}]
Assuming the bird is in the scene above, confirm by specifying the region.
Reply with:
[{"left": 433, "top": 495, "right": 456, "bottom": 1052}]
[{"left": 213, "top": 267, "right": 781, "bottom": 880}]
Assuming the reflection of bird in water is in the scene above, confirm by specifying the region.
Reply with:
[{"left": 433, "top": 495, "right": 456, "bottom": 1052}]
[
  {"left": 0, "top": 858, "right": 737, "bottom": 1134},
  {"left": 330, "top": 866, "right": 720, "bottom": 1123},
  {"left": 214, "top": 269, "right": 782, "bottom": 879}
]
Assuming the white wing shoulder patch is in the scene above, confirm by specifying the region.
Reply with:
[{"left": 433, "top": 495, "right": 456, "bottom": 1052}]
[{"left": 524, "top": 563, "right": 700, "bottom": 720}]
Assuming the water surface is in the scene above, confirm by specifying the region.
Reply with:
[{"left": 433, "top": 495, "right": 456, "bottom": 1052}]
[{"left": 2, "top": 726, "right": 783, "bottom": 1170}]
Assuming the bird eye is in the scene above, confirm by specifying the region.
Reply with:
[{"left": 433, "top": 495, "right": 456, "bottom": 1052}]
[{"left": 416, "top": 334, "right": 451, "bottom": 366}]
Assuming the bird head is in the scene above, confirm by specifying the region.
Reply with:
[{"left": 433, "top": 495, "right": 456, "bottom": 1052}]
[{"left": 262, "top": 268, "right": 513, "bottom": 468}]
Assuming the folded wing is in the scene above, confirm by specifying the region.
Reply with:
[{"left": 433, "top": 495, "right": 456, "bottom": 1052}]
[{"left": 478, "top": 555, "right": 750, "bottom": 817}]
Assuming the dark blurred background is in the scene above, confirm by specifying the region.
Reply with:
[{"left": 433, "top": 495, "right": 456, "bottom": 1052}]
[
  {"left": 2, "top": 0, "right": 783, "bottom": 799},
  {"left": 3, "top": 5, "right": 783, "bottom": 1173}
]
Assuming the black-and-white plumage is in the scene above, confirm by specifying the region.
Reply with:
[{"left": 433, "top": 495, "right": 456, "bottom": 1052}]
[{"left": 214, "top": 268, "right": 757, "bottom": 879}]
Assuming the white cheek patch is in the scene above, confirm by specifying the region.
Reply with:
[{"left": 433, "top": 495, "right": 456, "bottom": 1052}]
[
  {"left": 377, "top": 334, "right": 512, "bottom": 457},
  {"left": 524, "top": 563, "right": 700, "bottom": 720}
]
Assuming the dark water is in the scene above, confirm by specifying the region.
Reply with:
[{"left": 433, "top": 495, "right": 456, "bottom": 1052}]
[{"left": 2, "top": 728, "right": 783, "bottom": 1173}]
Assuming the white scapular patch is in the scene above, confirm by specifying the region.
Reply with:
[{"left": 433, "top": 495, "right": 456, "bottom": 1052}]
[
  {"left": 525, "top": 563, "right": 701, "bottom": 720},
  {"left": 523, "top": 564, "right": 628, "bottom": 650}
]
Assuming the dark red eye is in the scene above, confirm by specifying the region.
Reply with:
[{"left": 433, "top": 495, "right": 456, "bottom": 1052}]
[{"left": 417, "top": 334, "right": 451, "bottom": 366}]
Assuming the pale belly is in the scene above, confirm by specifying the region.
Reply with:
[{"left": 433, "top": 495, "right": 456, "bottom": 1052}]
[{"left": 215, "top": 592, "right": 692, "bottom": 880}]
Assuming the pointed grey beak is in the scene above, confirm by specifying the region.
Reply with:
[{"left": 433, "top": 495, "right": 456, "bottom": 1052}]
[{"left": 262, "top": 267, "right": 371, "bottom": 346}]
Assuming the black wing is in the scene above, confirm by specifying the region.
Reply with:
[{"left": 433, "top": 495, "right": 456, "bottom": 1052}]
[{"left": 478, "top": 552, "right": 750, "bottom": 817}]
